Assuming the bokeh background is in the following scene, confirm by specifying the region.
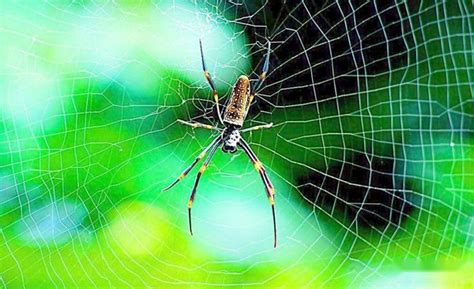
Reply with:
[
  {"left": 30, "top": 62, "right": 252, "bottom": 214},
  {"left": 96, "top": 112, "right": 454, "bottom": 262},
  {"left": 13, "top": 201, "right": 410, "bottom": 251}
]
[{"left": 0, "top": 1, "right": 472, "bottom": 288}]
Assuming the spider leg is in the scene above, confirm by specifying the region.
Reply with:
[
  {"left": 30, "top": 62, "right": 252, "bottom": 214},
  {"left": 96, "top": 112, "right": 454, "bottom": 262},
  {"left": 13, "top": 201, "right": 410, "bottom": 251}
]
[
  {"left": 162, "top": 136, "right": 221, "bottom": 192},
  {"left": 187, "top": 139, "right": 221, "bottom": 235},
  {"left": 238, "top": 138, "right": 277, "bottom": 248},
  {"left": 241, "top": 122, "right": 273, "bottom": 133},
  {"left": 199, "top": 39, "right": 225, "bottom": 125},
  {"left": 249, "top": 40, "right": 272, "bottom": 107},
  {"left": 178, "top": 119, "right": 221, "bottom": 131}
]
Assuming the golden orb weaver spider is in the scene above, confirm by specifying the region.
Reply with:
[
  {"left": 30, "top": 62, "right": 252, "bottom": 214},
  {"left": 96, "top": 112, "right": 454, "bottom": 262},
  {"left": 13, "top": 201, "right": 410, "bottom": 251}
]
[{"left": 162, "top": 40, "right": 277, "bottom": 248}]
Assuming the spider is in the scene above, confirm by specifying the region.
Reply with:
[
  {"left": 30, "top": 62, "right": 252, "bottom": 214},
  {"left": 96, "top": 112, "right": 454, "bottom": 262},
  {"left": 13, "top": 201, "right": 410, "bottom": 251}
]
[{"left": 162, "top": 39, "right": 277, "bottom": 248}]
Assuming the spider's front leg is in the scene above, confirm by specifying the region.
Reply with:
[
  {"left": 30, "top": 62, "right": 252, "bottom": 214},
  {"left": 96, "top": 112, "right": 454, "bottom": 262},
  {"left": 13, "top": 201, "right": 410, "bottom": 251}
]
[
  {"left": 241, "top": 122, "right": 273, "bottom": 133},
  {"left": 248, "top": 40, "right": 272, "bottom": 107},
  {"left": 199, "top": 40, "right": 225, "bottom": 125}
]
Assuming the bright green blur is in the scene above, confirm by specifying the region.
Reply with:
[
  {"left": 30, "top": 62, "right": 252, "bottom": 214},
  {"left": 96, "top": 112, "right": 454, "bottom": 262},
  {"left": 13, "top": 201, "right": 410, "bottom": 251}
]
[{"left": 0, "top": 2, "right": 472, "bottom": 289}]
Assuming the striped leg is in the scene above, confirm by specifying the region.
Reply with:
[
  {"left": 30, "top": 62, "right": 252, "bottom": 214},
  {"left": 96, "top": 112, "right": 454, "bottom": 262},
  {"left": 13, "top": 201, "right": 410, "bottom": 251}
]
[
  {"left": 248, "top": 40, "right": 272, "bottom": 106},
  {"left": 162, "top": 136, "right": 221, "bottom": 192},
  {"left": 199, "top": 40, "right": 225, "bottom": 125},
  {"left": 187, "top": 139, "right": 221, "bottom": 235},
  {"left": 238, "top": 139, "right": 277, "bottom": 248},
  {"left": 178, "top": 119, "right": 221, "bottom": 131},
  {"left": 241, "top": 122, "right": 273, "bottom": 133}
]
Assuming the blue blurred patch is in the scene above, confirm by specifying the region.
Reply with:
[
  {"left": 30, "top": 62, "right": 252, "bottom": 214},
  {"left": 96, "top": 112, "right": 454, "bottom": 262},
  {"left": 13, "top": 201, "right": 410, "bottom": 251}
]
[{"left": 15, "top": 200, "right": 88, "bottom": 246}]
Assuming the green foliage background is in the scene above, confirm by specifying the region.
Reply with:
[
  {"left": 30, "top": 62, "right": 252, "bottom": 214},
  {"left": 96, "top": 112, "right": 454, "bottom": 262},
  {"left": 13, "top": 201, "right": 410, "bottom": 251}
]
[{"left": 0, "top": 1, "right": 472, "bottom": 288}]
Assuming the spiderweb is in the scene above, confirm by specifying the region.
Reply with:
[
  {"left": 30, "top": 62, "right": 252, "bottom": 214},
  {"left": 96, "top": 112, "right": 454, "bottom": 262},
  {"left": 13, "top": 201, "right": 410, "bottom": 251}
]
[{"left": 0, "top": 1, "right": 472, "bottom": 288}]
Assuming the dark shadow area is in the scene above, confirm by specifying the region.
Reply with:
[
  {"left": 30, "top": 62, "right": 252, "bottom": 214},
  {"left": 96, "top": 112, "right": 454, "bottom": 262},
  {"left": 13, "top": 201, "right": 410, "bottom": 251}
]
[
  {"left": 235, "top": 0, "right": 412, "bottom": 110},
  {"left": 226, "top": 0, "right": 417, "bottom": 231},
  {"left": 298, "top": 153, "right": 414, "bottom": 230}
]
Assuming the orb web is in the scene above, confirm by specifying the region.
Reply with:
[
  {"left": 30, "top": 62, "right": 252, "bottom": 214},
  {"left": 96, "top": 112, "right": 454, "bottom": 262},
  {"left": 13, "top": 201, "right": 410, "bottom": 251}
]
[{"left": 0, "top": 1, "right": 472, "bottom": 288}]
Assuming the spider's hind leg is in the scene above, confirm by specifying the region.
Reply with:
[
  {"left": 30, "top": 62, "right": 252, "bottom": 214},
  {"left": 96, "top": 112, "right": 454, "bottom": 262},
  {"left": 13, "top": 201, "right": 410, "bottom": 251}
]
[
  {"left": 178, "top": 119, "right": 221, "bottom": 131},
  {"left": 238, "top": 138, "right": 277, "bottom": 248},
  {"left": 161, "top": 136, "right": 221, "bottom": 192},
  {"left": 187, "top": 139, "right": 221, "bottom": 235}
]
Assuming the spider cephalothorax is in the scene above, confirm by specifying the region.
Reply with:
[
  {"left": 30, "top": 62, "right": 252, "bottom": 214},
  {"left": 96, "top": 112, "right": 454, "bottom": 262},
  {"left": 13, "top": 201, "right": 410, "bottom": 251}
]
[
  {"left": 222, "top": 127, "right": 240, "bottom": 153},
  {"left": 163, "top": 39, "right": 277, "bottom": 248}
]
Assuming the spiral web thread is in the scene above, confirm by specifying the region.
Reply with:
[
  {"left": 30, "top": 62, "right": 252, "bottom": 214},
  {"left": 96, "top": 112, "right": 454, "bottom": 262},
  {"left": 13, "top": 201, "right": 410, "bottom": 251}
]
[{"left": 0, "top": 1, "right": 472, "bottom": 288}]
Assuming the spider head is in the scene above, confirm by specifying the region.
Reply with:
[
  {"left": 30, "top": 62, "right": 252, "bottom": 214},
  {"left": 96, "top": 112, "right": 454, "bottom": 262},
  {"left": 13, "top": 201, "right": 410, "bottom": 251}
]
[{"left": 222, "top": 128, "right": 240, "bottom": 154}]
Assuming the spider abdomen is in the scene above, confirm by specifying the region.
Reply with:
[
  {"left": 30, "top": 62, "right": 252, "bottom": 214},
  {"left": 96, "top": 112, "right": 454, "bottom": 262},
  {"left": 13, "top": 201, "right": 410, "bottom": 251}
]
[{"left": 223, "top": 75, "right": 250, "bottom": 127}]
